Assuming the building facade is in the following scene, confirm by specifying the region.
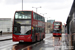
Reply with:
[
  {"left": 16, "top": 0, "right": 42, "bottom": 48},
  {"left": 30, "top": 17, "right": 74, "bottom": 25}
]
[
  {"left": 62, "top": 25, "right": 65, "bottom": 33},
  {"left": 45, "top": 22, "right": 53, "bottom": 33},
  {"left": 0, "top": 18, "right": 12, "bottom": 34},
  {"left": 47, "top": 20, "right": 55, "bottom": 24}
]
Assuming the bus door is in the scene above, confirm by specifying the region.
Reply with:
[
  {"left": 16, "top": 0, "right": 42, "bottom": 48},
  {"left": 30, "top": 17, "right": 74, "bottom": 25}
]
[
  {"left": 39, "top": 28, "right": 42, "bottom": 40},
  {"left": 32, "top": 27, "right": 35, "bottom": 42},
  {"left": 38, "top": 28, "right": 41, "bottom": 40}
]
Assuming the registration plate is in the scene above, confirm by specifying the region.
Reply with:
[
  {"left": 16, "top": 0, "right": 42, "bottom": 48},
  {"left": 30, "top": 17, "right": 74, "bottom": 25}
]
[{"left": 19, "top": 40, "right": 24, "bottom": 42}]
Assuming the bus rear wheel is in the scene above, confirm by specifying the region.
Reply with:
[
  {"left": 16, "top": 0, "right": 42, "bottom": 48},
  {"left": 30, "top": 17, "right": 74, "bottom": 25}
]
[{"left": 41, "top": 35, "right": 44, "bottom": 41}]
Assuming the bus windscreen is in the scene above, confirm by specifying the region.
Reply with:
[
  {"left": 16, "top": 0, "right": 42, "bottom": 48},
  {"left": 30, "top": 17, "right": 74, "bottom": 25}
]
[
  {"left": 54, "top": 22, "right": 61, "bottom": 25},
  {"left": 53, "top": 29, "right": 61, "bottom": 33},
  {"left": 13, "top": 11, "right": 31, "bottom": 35}
]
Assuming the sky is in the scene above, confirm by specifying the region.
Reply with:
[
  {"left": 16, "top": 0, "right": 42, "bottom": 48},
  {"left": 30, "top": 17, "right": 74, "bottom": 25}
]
[{"left": 0, "top": 0, "right": 73, "bottom": 24}]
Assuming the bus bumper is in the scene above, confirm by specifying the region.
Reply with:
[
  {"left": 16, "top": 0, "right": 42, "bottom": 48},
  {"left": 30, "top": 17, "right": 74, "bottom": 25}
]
[{"left": 53, "top": 33, "right": 62, "bottom": 37}]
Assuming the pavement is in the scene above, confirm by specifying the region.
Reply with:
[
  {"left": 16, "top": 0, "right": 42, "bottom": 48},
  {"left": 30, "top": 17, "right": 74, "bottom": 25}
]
[{"left": 0, "top": 34, "right": 12, "bottom": 41}]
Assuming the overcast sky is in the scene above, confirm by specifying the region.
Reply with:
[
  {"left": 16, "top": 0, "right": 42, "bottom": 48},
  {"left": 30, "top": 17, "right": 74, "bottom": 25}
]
[{"left": 0, "top": 0, "right": 73, "bottom": 24}]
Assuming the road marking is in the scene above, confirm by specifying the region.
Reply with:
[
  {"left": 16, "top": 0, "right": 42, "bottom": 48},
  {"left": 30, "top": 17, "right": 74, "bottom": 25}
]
[
  {"left": 22, "top": 34, "right": 53, "bottom": 50},
  {"left": 21, "top": 41, "right": 41, "bottom": 50}
]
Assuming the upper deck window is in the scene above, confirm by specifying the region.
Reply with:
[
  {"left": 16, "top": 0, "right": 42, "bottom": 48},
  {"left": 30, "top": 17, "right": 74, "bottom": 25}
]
[
  {"left": 15, "top": 11, "right": 31, "bottom": 19},
  {"left": 33, "top": 12, "right": 45, "bottom": 22},
  {"left": 54, "top": 22, "right": 61, "bottom": 25}
]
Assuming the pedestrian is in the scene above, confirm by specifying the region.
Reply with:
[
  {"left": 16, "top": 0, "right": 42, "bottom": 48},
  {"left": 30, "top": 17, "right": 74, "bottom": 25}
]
[{"left": 0, "top": 31, "right": 2, "bottom": 35}]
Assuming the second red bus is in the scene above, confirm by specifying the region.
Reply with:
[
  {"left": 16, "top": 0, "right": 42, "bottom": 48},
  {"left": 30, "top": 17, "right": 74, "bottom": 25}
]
[{"left": 53, "top": 21, "right": 62, "bottom": 37}]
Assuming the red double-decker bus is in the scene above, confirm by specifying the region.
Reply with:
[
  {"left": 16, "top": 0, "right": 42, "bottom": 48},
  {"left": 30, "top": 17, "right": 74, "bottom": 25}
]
[
  {"left": 53, "top": 21, "right": 62, "bottom": 37},
  {"left": 12, "top": 10, "right": 45, "bottom": 42}
]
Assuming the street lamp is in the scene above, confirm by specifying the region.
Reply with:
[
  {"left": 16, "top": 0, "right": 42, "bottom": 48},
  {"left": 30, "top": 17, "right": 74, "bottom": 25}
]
[
  {"left": 32, "top": 6, "right": 41, "bottom": 13},
  {"left": 22, "top": 0, "right": 23, "bottom": 10}
]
